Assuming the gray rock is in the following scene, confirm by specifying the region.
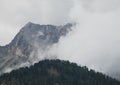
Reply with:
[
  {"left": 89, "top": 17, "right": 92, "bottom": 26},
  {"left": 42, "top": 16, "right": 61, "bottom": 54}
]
[{"left": 0, "top": 22, "right": 72, "bottom": 74}]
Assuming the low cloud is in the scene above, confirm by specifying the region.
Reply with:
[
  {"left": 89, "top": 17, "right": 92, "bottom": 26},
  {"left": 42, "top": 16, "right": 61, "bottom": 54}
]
[{"left": 48, "top": 0, "right": 120, "bottom": 79}]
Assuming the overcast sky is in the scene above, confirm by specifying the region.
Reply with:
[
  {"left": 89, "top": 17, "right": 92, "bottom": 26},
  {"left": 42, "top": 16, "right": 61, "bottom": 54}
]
[
  {"left": 0, "top": 0, "right": 73, "bottom": 45},
  {"left": 1, "top": 0, "right": 120, "bottom": 79}
]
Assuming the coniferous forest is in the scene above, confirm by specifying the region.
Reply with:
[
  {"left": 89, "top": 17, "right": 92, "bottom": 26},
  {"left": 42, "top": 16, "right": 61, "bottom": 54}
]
[{"left": 0, "top": 59, "right": 120, "bottom": 85}]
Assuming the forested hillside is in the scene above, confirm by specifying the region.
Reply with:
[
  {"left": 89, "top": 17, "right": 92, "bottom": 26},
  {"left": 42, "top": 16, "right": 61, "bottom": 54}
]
[{"left": 0, "top": 59, "right": 120, "bottom": 85}]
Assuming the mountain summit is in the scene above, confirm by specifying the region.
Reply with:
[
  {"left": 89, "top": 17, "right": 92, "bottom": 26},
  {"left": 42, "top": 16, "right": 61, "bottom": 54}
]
[{"left": 0, "top": 22, "right": 72, "bottom": 74}]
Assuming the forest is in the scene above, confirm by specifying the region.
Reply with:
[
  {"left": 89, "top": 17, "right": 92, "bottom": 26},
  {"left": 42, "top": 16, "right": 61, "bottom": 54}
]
[{"left": 0, "top": 59, "right": 120, "bottom": 85}]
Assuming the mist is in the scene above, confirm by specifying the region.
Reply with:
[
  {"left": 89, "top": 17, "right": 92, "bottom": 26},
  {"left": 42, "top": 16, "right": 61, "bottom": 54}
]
[{"left": 48, "top": 0, "right": 120, "bottom": 79}]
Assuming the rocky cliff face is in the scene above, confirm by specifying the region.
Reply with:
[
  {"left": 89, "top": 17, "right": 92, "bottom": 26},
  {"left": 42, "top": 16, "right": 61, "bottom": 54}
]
[{"left": 0, "top": 22, "right": 72, "bottom": 74}]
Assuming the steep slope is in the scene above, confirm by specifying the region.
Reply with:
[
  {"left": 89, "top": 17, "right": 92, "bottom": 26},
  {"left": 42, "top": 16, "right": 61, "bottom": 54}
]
[
  {"left": 0, "top": 22, "right": 72, "bottom": 74},
  {"left": 0, "top": 59, "right": 120, "bottom": 85}
]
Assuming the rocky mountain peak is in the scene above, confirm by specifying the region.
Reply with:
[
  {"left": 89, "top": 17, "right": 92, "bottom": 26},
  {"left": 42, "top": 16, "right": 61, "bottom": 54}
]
[{"left": 0, "top": 22, "right": 73, "bottom": 74}]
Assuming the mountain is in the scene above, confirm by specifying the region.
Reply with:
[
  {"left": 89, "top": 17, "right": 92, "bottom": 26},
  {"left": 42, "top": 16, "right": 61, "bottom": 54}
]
[
  {"left": 0, "top": 22, "right": 72, "bottom": 74},
  {"left": 0, "top": 59, "right": 120, "bottom": 85}
]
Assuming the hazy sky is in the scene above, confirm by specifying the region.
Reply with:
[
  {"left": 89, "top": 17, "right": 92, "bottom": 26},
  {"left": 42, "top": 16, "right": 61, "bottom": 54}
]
[
  {"left": 0, "top": 0, "right": 73, "bottom": 45},
  {"left": 1, "top": 0, "right": 120, "bottom": 79}
]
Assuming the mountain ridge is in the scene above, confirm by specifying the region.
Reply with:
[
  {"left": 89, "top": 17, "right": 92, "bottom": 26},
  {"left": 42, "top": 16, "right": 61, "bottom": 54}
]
[{"left": 0, "top": 22, "right": 72, "bottom": 74}]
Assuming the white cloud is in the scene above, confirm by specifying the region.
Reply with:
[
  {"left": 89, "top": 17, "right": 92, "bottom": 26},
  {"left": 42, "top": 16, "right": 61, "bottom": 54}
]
[{"left": 49, "top": 0, "right": 120, "bottom": 79}]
